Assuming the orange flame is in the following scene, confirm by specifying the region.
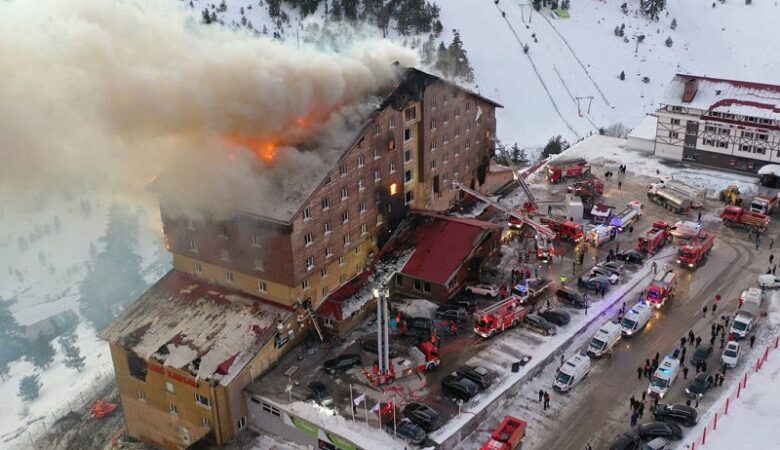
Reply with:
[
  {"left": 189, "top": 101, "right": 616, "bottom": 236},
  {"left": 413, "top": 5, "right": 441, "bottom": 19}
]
[{"left": 226, "top": 132, "right": 277, "bottom": 162}]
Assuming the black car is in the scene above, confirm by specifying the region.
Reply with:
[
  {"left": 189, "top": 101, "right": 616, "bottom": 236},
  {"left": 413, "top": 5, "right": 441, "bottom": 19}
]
[
  {"left": 615, "top": 250, "right": 646, "bottom": 265},
  {"left": 653, "top": 403, "right": 698, "bottom": 427},
  {"left": 361, "top": 340, "right": 399, "bottom": 358},
  {"left": 685, "top": 372, "right": 713, "bottom": 399},
  {"left": 637, "top": 422, "right": 683, "bottom": 441},
  {"left": 323, "top": 354, "right": 362, "bottom": 374},
  {"left": 578, "top": 276, "right": 611, "bottom": 292},
  {"left": 456, "top": 365, "right": 494, "bottom": 389},
  {"left": 307, "top": 381, "right": 333, "bottom": 406},
  {"left": 525, "top": 315, "right": 558, "bottom": 336},
  {"left": 441, "top": 374, "right": 479, "bottom": 401},
  {"left": 609, "top": 433, "right": 641, "bottom": 450},
  {"left": 394, "top": 418, "right": 426, "bottom": 445},
  {"left": 689, "top": 343, "right": 713, "bottom": 366},
  {"left": 434, "top": 305, "right": 467, "bottom": 322},
  {"left": 454, "top": 298, "right": 479, "bottom": 313},
  {"left": 556, "top": 287, "right": 587, "bottom": 308},
  {"left": 407, "top": 317, "right": 435, "bottom": 336},
  {"left": 539, "top": 308, "right": 571, "bottom": 326},
  {"left": 402, "top": 401, "right": 442, "bottom": 431}
]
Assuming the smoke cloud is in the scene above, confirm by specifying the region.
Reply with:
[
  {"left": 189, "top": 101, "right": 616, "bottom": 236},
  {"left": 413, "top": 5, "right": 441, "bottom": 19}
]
[{"left": 0, "top": 0, "right": 418, "bottom": 206}]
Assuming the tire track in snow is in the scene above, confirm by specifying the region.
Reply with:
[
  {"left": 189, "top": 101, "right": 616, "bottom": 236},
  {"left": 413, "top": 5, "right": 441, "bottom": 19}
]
[
  {"left": 539, "top": 12, "right": 614, "bottom": 109},
  {"left": 492, "top": 2, "right": 581, "bottom": 140}
]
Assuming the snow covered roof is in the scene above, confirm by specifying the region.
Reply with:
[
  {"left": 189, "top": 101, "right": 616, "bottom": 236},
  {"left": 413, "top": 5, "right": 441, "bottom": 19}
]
[
  {"left": 628, "top": 114, "right": 658, "bottom": 140},
  {"left": 99, "top": 270, "right": 291, "bottom": 386},
  {"left": 591, "top": 203, "right": 614, "bottom": 216},
  {"left": 758, "top": 164, "right": 780, "bottom": 177},
  {"left": 661, "top": 74, "right": 780, "bottom": 120}
]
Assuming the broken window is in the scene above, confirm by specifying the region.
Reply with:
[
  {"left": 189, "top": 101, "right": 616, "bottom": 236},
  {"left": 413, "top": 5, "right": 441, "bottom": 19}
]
[{"left": 127, "top": 351, "right": 148, "bottom": 382}]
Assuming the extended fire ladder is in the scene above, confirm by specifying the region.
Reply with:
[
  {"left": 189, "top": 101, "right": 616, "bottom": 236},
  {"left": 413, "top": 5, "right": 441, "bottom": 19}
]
[
  {"left": 500, "top": 148, "right": 538, "bottom": 213},
  {"left": 304, "top": 301, "right": 324, "bottom": 341}
]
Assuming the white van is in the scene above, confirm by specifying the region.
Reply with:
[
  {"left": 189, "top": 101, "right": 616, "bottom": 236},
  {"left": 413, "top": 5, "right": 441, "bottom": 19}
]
[
  {"left": 670, "top": 221, "right": 703, "bottom": 239},
  {"left": 587, "top": 321, "right": 622, "bottom": 358},
  {"left": 620, "top": 302, "right": 653, "bottom": 336},
  {"left": 731, "top": 288, "right": 762, "bottom": 340},
  {"left": 648, "top": 355, "right": 681, "bottom": 398},
  {"left": 553, "top": 352, "right": 591, "bottom": 393}
]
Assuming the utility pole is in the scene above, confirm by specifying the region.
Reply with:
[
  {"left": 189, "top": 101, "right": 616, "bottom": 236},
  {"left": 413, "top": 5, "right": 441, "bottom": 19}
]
[
  {"left": 517, "top": 3, "right": 533, "bottom": 23},
  {"left": 574, "top": 96, "right": 594, "bottom": 117}
]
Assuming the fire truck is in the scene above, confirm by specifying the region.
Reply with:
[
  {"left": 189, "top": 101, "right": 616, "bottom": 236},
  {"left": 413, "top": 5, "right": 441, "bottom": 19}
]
[
  {"left": 474, "top": 296, "right": 527, "bottom": 338},
  {"left": 511, "top": 277, "right": 553, "bottom": 304},
  {"left": 750, "top": 194, "right": 779, "bottom": 215},
  {"left": 364, "top": 341, "right": 440, "bottom": 386},
  {"left": 720, "top": 206, "right": 770, "bottom": 232},
  {"left": 539, "top": 216, "right": 585, "bottom": 242},
  {"left": 645, "top": 270, "right": 676, "bottom": 308},
  {"left": 677, "top": 231, "right": 716, "bottom": 268},
  {"left": 568, "top": 178, "right": 604, "bottom": 196},
  {"left": 481, "top": 416, "right": 527, "bottom": 450},
  {"left": 610, "top": 201, "right": 644, "bottom": 231},
  {"left": 547, "top": 158, "right": 591, "bottom": 184},
  {"left": 636, "top": 221, "right": 672, "bottom": 254}
]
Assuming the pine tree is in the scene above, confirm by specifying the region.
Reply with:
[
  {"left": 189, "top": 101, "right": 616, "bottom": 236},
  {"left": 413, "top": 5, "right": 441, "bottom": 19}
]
[
  {"left": 619, "top": 70, "right": 626, "bottom": 80},
  {"left": 511, "top": 144, "right": 522, "bottom": 164},
  {"left": 330, "top": 0, "right": 343, "bottom": 20},
  {"left": 19, "top": 374, "right": 41, "bottom": 402},
  {"left": 60, "top": 333, "right": 86, "bottom": 372},
  {"left": 27, "top": 332, "right": 55, "bottom": 370},
  {"left": 665, "top": 36, "right": 673, "bottom": 47},
  {"left": 541, "top": 136, "right": 569, "bottom": 159},
  {"left": 0, "top": 299, "right": 25, "bottom": 371},
  {"left": 435, "top": 42, "right": 452, "bottom": 77},
  {"left": 0, "top": 359, "right": 9, "bottom": 381},
  {"left": 561, "top": 0, "right": 570, "bottom": 9},
  {"left": 533, "top": 0, "right": 542, "bottom": 11},
  {"left": 670, "top": 18, "right": 677, "bottom": 30}
]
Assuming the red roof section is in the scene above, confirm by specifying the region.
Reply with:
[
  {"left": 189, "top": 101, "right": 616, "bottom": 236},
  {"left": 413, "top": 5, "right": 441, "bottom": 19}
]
[{"left": 401, "top": 214, "right": 500, "bottom": 285}]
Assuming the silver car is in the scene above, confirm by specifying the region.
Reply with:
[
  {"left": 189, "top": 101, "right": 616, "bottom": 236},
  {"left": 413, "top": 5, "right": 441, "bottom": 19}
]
[{"left": 644, "top": 437, "right": 672, "bottom": 450}]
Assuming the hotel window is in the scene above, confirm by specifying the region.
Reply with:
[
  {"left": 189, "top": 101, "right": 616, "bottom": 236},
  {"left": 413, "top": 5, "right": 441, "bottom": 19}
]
[
  {"left": 431, "top": 97, "right": 437, "bottom": 109},
  {"left": 454, "top": 145, "right": 460, "bottom": 156},
  {"left": 443, "top": 152, "right": 449, "bottom": 163},
  {"left": 455, "top": 107, "right": 461, "bottom": 117},
  {"left": 742, "top": 131, "right": 755, "bottom": 139},
  {"left": 303, "top": 207, "right": 312, "bottom": 221},
  {"left": 668, "top": 131, "right": 679, "bottom": 139},
  {"left": 390, "top": 183, "right": 398, "bottom": 196},
  {"left": 376, "top": 214, "right": 383, "bottom": 225},
  {"left": 358, "top": 178, "right": 366, "bottom": 190},
  {"left": 361, "top": 223, "right": 368, "bottom": 235},
  {"left": 306, "top": 256, "right": 315, "bottom": 270},
  {"left": 758, "top": 133, "right": 768, "bottom": 141},
  {"left": 358, "top": 155, "right": 365, "bottom": 167},
  {"left": 430, "top": 119, "right": 437, "bottom": 130},
  {"left": 389, "top": 116, "right": 396, "bottom": 128},
  {"left": 339, "top": 256, "right": 346, "bottom": 266},
  {"left": 374, "top": 169, "right": 381, "bottom": 181},
  {"left": 252, "top": 234, "right": 262, "bottom": 247},
  {"left": 359, "top": 201, "right": 367, "bottom": 213},
  {"left": 342, "top": 210, "right": 350, "bottom": 223},
  {"left": 405, "top": 191, "right": 414, "bottom": 205},
  {"left": 355, "top": 244, "right": 362, "bottom": 254},
  {"left": 339, "top": 164, "right": 348, "bottom": 176},
  {"left": 320, "top": 267, "right": 328, "bottom": 277},
  {"left": 389, "top": 162, "right": 397, "bottom": 173},
  {"left": 254, "top": 258, "right": 264, "bottom": 271},
  {"left": 755, "top": 147, "right": 766, "bottom": 155},
  {"left": 202, "top": 417, "right": 211, "bottom": 429},
  {"left": 343, "top": 233, "right": 351, "bottom": 246},
  {"left": 466, "top": 101, "right": 472, "bottom": 112},
  {"left": 454, "top": 127, "right": 460, "bottom": 138},
  {"left": 740, "top": 144, "right": 752, "bottom": 153},
  {"left": 430, "top": 139, "right": 438, "bottom": 151},
  {"left": 373, "top": 123, "right": 380, "bottom": 135},
  {"left": 339, "top": 274, "right": 346, "bottom": 283},
  {"left": 262, "top": 402, "right": 281, "bottom": 417},
  {"left": 717, "top": 141, "right": 729, "bottom": 148},
  {"left": 185, "top": 217, "right": 196, "bottom": 230},
  {"left": 703, "top": 139, "right": 715, "bottom": 146},
  {"left": 341, "top": 187, "right": 349, "bottom": 199},
  {"left": 138, "top": 390, "right": 146, "bottom": 402},
  {"left": 357, "top": 136, "right": 365, "bottom": 148},
  {"left": 195, "top": 394, "right": 211, "bottom": 408},
  {"left": 325, "top": 246, "right": 333, "bottom": 258},
  {"left": 671, "top": 118, "right": 681, "bottom": 125},
  {"left": 405, "top": 170, "right": 413, "bottom": 183},
  {"left": 760, "top": 118, "right": 772, "bottom": 125},
  {"left": 374, "top": 147, "right": 381, "bottom": 159},
  {"left": 465, "top": 139, "right": 471, "bottom": 150},
  {"left": 430, "top": 160, "right": 437, "bottom": 170},
  {"left": 388, "top": 139, "right": 396, "bottom": 151},
  {"left": 301, "top": 279, "right": 310, "bottom": 290},
  {"left": 322, "top": 197, "right": 330, "bottom": 210},
  {"left": 237, "top": 417, "right": 247, "bottom": 430},
  {"left": 719, "top": 128, "right": 730, "bottom": 135},
  {"left": 166, "top": 382, "right": 175, "bottom": 394},
  {"left": 258, "top": 281, "right": 268, "bottom": 293},
  {"left": 217, "top": 224, "right": 228, "bottom": 238},
  {"left": 745, "top": 116, "right": 757, "bottom": 123},
  {"left": 194, "top": 262, "right": 203, "bottom": 273},
  {"left": 671, "top": 106, "right": 683, "bottom": 112},
  {"left": 304, "top": 232, "right": 313, "bottom": 246},
  {"left": 705, "top": 125, "right": 717, "bottom": 133},
  {"left": 404, "top": 128, "right": 411, "bottom": 141},
  {"left": 169, "top": 403, "right": 178, "bottom": 416},
  {"left": 188, "top": 240, "right": 198, "bottom": 253},
  {"left": 405, "top": 106, "right": 417, "bottom": 121},
  {"left": 324, "top": 222, "right": 332, "bottom": 234},
  {"left": 443, "top": 113, "right": 449, "bottom": 124},
  {"left": 220, "top": 248, "right": 230, "bottom": 261},
  {"left": 225, "top": 271, "right": 234, "bottom": 282},
  {"left": 404, "top": 150, "right": 412, "bottom": 163}
]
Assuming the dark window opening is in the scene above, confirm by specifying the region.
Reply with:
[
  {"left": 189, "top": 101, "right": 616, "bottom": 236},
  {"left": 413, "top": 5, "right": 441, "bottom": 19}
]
[{"left": 127, "top": 351, "right": 148, "bottom": 382}]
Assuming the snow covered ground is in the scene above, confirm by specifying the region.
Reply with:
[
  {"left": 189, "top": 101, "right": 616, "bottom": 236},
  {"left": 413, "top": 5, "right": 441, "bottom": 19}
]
[{"left": 0, "top": 192, "right": 170, "bottom": 447}]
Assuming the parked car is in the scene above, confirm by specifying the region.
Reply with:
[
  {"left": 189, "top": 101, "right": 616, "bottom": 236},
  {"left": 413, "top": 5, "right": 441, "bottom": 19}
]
[
  {"left": 435, "top": 305, "right": 467, "bottom": 322},
  {"left": 556, "top": 287, "right": 588, "bottom": 308},
  {"left": 598, "top": 261, "right": 627, "bottom": 276},
  {"left": 685, "top": 372, "right": 713, "bottom": 399},
  {"left": 402, "top": 402, "right": 442, "bottom": 432},
  {"left": 323, "top": 354, "right": 362, "bottom": 374},
  {"left": 578, "top": 276, "right": 611, "bottom": 292},
  {"left": 407, "top": 317, "right": 435, "bottom": 336},
  {"left": 307, "top": 381, "right": 333, "bottom": 406},
  {"left": 637, "top": 422, "right": 683, "bottom": 441},
  {"left": 525, "top": 315, "right": 557, "bottom": 336},
  {"left": 652, "top": 403, "right": 698, "bottom": 427},
  {"left": 615, "top": 250, "right": 646, "bottom": 265},
  {"left": 441, "top": 374, "right": 479, "bottom": 401},
  {"left": 590, "top": 266, "right": 620, "bottom": 284},
  {"left": 394, "top": 418, "right": 426, "bottom": 445},
  {"left": 454, "top": 298, "right": 479, "bottom": 313},
  {"left": 722, "top": 341, "right": 741, "bottom": 368},
  {"left": 609, "top": 433, "right": 641, "bottom": 450},
  {"left": 361, "top": 340, "right": 399, "bottom": 358},
  {"left": 758, "top": 274, "right": 780, "bottom": 289},
  {"left": 643, "top": 437, "right": 672, "bottom": 450},
  {"left": 465, "top": 283, "right": 499, "bottom": 297},
  {"left": 455, "top": 365, "right": 494, "bottom": 390},
  {"left": 689, "top": 343, "right": 713, "bottom": 366},
  {"left": 539, "top": 308, "right": 571, "bottom": 326}
]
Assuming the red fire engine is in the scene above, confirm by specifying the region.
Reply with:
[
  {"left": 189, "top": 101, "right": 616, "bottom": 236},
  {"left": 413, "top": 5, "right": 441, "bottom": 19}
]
[
  {"left": 636, "top": 221, "right": 672, "bottom": 254},
  {"left": 645, "top": 270, "right": 676, "bottom": 308},
  {"left": 720, "top": 206, "right": 770, "bottom": 232},
  {"left": 480, "top": 416, "right": 527, "bottom": 450},
  {"left": 539, "top": 216, "right": 585, "bottom": 242},
  {"left": 474, "top": 296, "right": 527, "bottom": 338},
  {"left": 677, "top": 231, "right": 716, "bottom": 268},
  {"left": 364, "top": 341, "right": 440, "bottom": 386},
  {"left": 546, "top": 158, "right": 591, "bottom": 184}
]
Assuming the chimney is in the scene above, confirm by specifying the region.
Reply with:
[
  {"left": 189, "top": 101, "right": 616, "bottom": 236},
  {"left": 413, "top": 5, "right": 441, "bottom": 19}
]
[{"left": 682, "top": 78, "right": 699, "bottom": 103}]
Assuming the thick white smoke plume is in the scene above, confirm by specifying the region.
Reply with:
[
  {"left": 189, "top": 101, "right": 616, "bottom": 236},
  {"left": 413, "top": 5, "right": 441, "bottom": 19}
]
[{"left": 0, "top": 0, "right": 418, "bottom": 205}]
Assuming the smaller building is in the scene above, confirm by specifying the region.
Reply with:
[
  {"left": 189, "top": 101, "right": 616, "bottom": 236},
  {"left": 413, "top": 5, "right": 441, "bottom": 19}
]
[
  {"left": 392, "top": 213, "right": 502, "bottom": 301},
  {"left": 22, "top": 310, "right": 79, "bottom": 342},
  {"left": 590, "top": 203, "right": 614, "bottom": 225},
  {"left": 627, "top": 114, "right": 658, "bottom": 154}
]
